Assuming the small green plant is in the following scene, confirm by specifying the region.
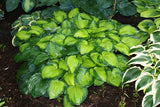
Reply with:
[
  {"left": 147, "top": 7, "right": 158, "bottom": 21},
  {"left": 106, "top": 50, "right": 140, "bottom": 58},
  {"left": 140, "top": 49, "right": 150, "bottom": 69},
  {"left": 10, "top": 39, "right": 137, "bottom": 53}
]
[
  {"left": 133, "top": 0, "right": 160, "bottom": 18},
  {"left": 0, "top": 9, "right": 4, "bottom": 20},
  {"left": 12, "top": 8, "right": 143, "bottom": 106},
  {"left": 122, "top": 27, "right": 160, "bottom": 106}
]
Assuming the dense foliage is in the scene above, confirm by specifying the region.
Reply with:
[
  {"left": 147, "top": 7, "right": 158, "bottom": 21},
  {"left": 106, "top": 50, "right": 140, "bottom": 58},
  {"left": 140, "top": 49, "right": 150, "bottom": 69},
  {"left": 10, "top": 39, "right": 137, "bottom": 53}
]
[
  {"left": 12, "top": 8, "right": 143, "bottom": 106},
  {"left": 123, "top": 18, "right": 160, "bottom": 107},
  {"left": 133, "top": 0, "right": 160, "bottom": 18},
  {"left": 5, "top": 0, "right": 137, "bottom": 18}
]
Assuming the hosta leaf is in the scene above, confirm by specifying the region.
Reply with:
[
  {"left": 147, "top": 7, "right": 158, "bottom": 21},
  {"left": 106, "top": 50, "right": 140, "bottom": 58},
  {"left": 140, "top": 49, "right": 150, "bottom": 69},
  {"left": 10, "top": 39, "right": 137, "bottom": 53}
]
[
  {"left": 115, "top": 43, "right": 129, "bottom": 56},
  {"left": 68, "top": 8, "right": 79, "bottom": 19},
  {"left": 64, "top": 37, "right": 77, "bottom": 45},
  {"left": 130, "top": 45, "right": 145, "bottom": 55},
  {"left": 150, "top": 31, "right": 160, "bottom": 43},
  {"left": 99, "top": 38, "right": 113, "bottom": 51},
  {"left": 99, "top": 20, "right": 115, "bottom": 31},
  {"left": 94, "top": 32, "right": 105, "bottom": 38},
  {"left": 141, "top": 9, "right": 160, "bottom": 18},
  {"left": 82, "top": 55, "right": 95, "bottom": 68},
  {"left": 36, "top": 35, "right": 52, "bottom": 49},
  {"left": 63, "top": 95, "right": 73, "bottom": 107},
  {"left": 153, "top": 80, "right": 160, "bottom": 106},
  {"left": 150, "top": 49, "right": 160, "bottom": 59},
  {"left": 29, "top": 26, "right": 44, "bottom": 36},
  {"left": 34, "top": 52, "right": 49, "bottom": 65},
  {"left": 49, "top": 80, "right": 65, "bottom": 99},
  {"left": 53, "top": 10, "right": 67, "bottom": 23},
  {"left": 75, "top": 14, "right": 89, "bottom": 29},
  {"left": 16, "top": 31, "right": 31, "bottom": 40},
  {"left": 74, "top": 29, "right": 90, "bottom": 38},
  {"left": 94, "top": 67, "right": 107, "bottom": 82},
  {"left": 94, "top": 79, "right": 104, "bottom": 86},
  {"left": 76, "top": 67, "right": 93, "bottom": 86},
  {"left": 128, "top": 53, "right": 152, "bottom": 66},
  {"left": 50, "top": 33, "right": 65, "bottom": 45},
  {"left": 108, "top": 33, "right": 120, "bottom": 42},
  {"left": 142, "top": 93, "right": 153, "bottom": 107},
  {"left": 78, "top": 40, "right": 94, "bottom": 54},
  {"left": 155, "top": 60, "right": 160, "bottom": 68},
  {"left": 121, "top": 37, "right": 141, "bottom": 47},
  {"left": 117, "top": 55, "right": 129, "bottom": 71},
  {"left": 106, "top": 68, "right": 122, "bottom": 87},
  {"left": 67, "top": 55, "right": 79, "bottom": 73},
  {"left": 22, "top": 0, "right": 35, "bottom": 12},
  {"left": 150, "top": 43, "right": 160, "bottom": 49},
  {"left": 144, "top": 66, "right": 155, "bottom": 75},
  {"left": 90, "top": 52, "right": 105, "bottom": 66},
  {"left": 101, "top": 51, "right": 118, "bottom": 67},
  {"left": 62, "top": 20, "right": 72, "bottom": 28},
  {"left": 63, "top": 72, "right": 75, "bottom": 86},
  {"left": 119, "top": 25, "right": 138, "bottom": 35},
  {"left": 122, "top": 67, "right": 141, "bottom": 84},
  {"left": 42, "top": 63, "right": 63, "bottom": 79},
  {"left": 6, "top": 0, "right": 20, "bottom": 12},
  {"left": 59, "top": 60, "right": 68, "bottom": 71},
  {"left": 43, "top": 21, "right": 58, "bottom": 31},
  {"left": 66, "top": 86, "right": 87, "bottom": 105},
  {"left": 135, "top": 72, "right": 154, "bottom": 91},
  {"left": 19, "top": 43, "right": 30, "bottom": 52}
]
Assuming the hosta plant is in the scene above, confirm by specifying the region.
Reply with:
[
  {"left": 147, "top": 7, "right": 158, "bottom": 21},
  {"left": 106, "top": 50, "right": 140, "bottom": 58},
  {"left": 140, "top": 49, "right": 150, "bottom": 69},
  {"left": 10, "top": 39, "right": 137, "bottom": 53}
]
[
  {"left": 123, "top": 29, "right": 160, "bottom": 107},
  {"left": 133, "top": 0, "right": 160, "bottom": 18},
  {"left": 12, "top": 8, "right": 143, "bottom": 106}
]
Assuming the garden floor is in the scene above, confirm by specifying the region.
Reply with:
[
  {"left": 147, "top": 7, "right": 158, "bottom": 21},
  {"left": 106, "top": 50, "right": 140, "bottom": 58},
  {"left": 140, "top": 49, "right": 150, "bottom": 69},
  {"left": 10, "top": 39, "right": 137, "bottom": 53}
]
[{"left": 0, "top": 7, "right": 145, "bottom": 107}]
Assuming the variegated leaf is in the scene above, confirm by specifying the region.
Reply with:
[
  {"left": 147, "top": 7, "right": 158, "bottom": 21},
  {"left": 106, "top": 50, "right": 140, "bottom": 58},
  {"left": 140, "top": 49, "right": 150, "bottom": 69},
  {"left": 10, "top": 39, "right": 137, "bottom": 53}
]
[
  {"left": 130, "top": 45, "right": 145, "bottom": 55},
  {"left": 152, "top": 80, "right": 160, "bottom": 106},
  {"left": 150, "top": 48, "right": 160, "bottom": 59},
  {"left": 142, "top": 92, "right": 153, "bottom": 107}
]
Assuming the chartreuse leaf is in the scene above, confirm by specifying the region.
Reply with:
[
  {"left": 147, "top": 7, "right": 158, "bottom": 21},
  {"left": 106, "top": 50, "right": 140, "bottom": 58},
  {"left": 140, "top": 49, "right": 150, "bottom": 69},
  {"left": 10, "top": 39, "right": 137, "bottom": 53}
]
[
  {"left": 121, "top": 37, "right": 141, "bottom": 47},
  {"left": 35, "top": 20, "right": 48, "bottom": 25},
  {"left": 75, "top": 14, "right": 89, "bottom": 29},
  {"left": 74, "top": 29, "right": 90, "bottom": 38},
  {"left": 64, "top": 37, "right": 77, "bottom": 45},
  {"left": 76, "top": 67, "right": 93, "bottom": 86},
  {"left": 99, "top": 20, "right": 115, "bottom": 31},
  {"left": 94, "top": 79, "right": 104, "bottom": 86},
  {"left": 22, "top": 0, "right": 35, "bottom": 12},
  {"left": 82, "top": 55, "right": 95, "bottom": 68},
  {"left": 94, "top": 67, "right": 107, "bottom": 82},
  {"left": 135, "top": 72, "right": 154, "bottom": 91},
  {"left": 63, "top": 72, "right": 75, "bottom": 86},
  {"left": 66, "top": 85, "right": 88, "bottom": 105},
  {"left": 49, "top": 80, "right": 65, "bottom": 99},
  {"left": 122, "top": 67, "right": 141, "bottom": 84},
  {"left": 99, "top": 38, "right": 113, "bottom": 51},
  {"left": 42, "top": 21, "right": 58, "bottom": 31},
  {"left": 115, "top": 43, "right": 129, "bottom": 56},
  {"left": 53, "top": 10, "right": 67, "bottom": 23},
  {"left": 117, "top": 55, "right": 129, "bottom": 71},
  {"left": 108, "top": 33, "right": 120, "bottom": 42},
  {"left": 16, "top": 31, "right": 31, "bottom": 40},
  {"left": 62, "top": 20, "right": 72, "bottom": 28},
  {"left": 36, "top": 35, "right": 52, "bottom": 49},
  {"left": 106, "top": 68, "right": 122, "bottom": 87},
  {"left": 47, "top": 42, "right": 63, "bottom": 58},
  {"left": 90, "top": 52, "right": 105, "bottom": 66},
  {"left": 141, "top": 9, "right": 160, "bottom": 18},
  {"left": 59, "top": 60, "right": 68, "bottom": 71},
  {"left": 119, "top": 25, "right": 138, "bottom": 35},
  {"left": 34, "top": 52, "right": 49, "bottom": 65},
  {"left": 101, "top": 51, "right": 118, "bottom": 67},
  {"left": 42, "top": 63, "right": 63, "bottom": 79},
  {"left": 29, "top": 26, "right": 44, "bottom": 36},
  {"left": 142, "top": 93, "right": 153, "bottom": 107},
  {"left": 68, "top": 8, "right": 79, "bottom": 19},
  {"left": 63, "top": 95, "right": 73, "bottom": 107},
  {"left": 19, "top": 43, "right": 30, "bottom": 52},
  {"left": 6, "top": 0, "right": 20, "bottom": 12},
  {"left": 78, "top": 40, "right": 94, "bottom": 54},
  {"left": 50, "top": 33, "right": 65, "bottom": 45},
  {"left": 67, "top": 55, "right": 79, "bottom": 73}
]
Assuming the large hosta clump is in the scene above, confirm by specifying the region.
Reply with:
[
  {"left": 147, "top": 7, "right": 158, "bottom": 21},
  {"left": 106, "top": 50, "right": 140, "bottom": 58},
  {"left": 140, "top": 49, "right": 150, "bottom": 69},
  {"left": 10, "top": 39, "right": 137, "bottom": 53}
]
[
  {"left": 12, "top": 8, "right": 143, "bottom": 106},
  {"left": 123, "top": 29, "right": 160, "bottom": 107}
]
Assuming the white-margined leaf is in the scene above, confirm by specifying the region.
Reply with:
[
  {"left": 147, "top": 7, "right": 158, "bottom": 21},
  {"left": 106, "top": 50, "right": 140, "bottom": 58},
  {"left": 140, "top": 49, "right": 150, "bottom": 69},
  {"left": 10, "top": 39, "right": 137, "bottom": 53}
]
[
  {"left": 128, "top": 53, "right": 152, "bottom": 66},
  {"left": 142, "top": 93, "right": 153, "bottom": 107},
  {"left": 150, "top": 31, "right": 160, "bottom": 43},
  {"left": 152, "top": 80, "right": 160, "bottom": 106},
  {"left": 130, "top": 45, "right": 145, "bottom": 55},
  {"left": 66, "top": 86, "right": 88, "bottom": 105},
  {"left": 155, "top": 60, "right": 160, "bottom": 68},
  {"left": 150, "top": 48, "right": 160, "bottom": 59},
  {"left": 135, "top": 72, "right": 154, "bottom": 91},
  {"left": 122, "top": 66, "right": 141, "bottom": 84},
  {"left": 144, "top": 66, "right": 155, "bottom": 75},
  {"left": 149, "top": 42, "right": 160, "bottom": 49}
]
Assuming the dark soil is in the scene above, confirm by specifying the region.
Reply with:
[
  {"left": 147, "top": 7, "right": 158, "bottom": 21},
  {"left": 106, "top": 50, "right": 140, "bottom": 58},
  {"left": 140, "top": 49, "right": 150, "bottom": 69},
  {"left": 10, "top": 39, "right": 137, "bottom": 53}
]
[{"left": 0, "top": 6, "right": 145, "bottom": 107}]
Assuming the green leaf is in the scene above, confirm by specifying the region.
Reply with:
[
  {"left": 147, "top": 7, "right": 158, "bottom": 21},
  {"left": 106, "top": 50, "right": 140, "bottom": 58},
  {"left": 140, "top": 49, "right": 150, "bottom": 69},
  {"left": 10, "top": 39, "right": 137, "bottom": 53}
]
[
  {"left": 67, "top": 55, "right": 79, "bottom": 73},
  {"left": 6, "top": 0, "right": 20, "bottom": 12},
  {"left": 108, "top": 33, "right": 120, "bottom": 42},
  {"left": 76, "top": 67, "right": 93, "bottom": 86},
  {"left": 94, "top": 67, "right": 107, "bottom": 82},
  {"left": 106, "top": 68, "right": 122, "bottom": 87},
  {"left": 62, "top": 20, "right": 72, "bottom": 28},
  {"left": 117, "top": 55, "right": 129, "bottom": 71},
  {"left": 101, "top": 51, "right": 118, "bottom": 67},
  {"left": 153, "top": 80, "right": 160, "bottom": 106},
  {"left": 122, "top": 67, "right": 142, "bottom": 84},
  {"left": 130, "top": 45, "right": 145, "bottom": 55},
  {"left": 66, "top": 86, "right": 88, "bottom": 105},
  {"left": 22, "top": 0, "right": 35, "bottom": 12},
  {"left": 94, "top": 79, "right": 104, "bottom": 86},
  {"left": 42, "top": 63, "right": 63, "bottom": 79},
  {"left": 150, "top": 49, "right": 160, "bottom": 59},
  {"left": 29, "top": 26, "right": 44, "bottom": 36},
  {"left": 75, "top": 14, "right": 89, "bottom": 29},
  {"left": 115, "top": 43, "right": 129, "bottom": 56},
  {"left": 90, "top": 52, "right": 105, "bottom": 66},
  {"left": 43, "top": 21, "right": 58, "bottom": 31},
  {"left": 96, "top": 0, "right": 114, "bottom": 8},
  {"left": 142, "top": 94, "right": 153, "bottom": 107},
  {"left": 99, "top": 38, "right": 113, "bottom": 51},
  {"left": 150, "top": 31, "right": 160, "bottom": 43},
  {"left": 78, "top": 40, "right": 94, "bottom": 54},
  {"left": 74, "top": 29, "right": 90, "bottom": 38},
  {"left": 19, "top": 43, "right": 30, "bottom": 52},
  {"left": 49, "top": 80, "right": 65, "bottom": 99},
  {"left": 141, "top": 9, "right": 160, "bottom": 18},
  {"left": 82, "top": 55, "right": 95, "bottom": 68},
  {"left": 63, "top": 72, "right": 75, "bottom": 86},
  {"left": 135, "top": 72, "right": 154, "bottom": 91},
  {"left": 50, "top": 33, "right": 65, "bottom": 45},
  {"left": 64, "top": 37, "right": 77, "bottom": 45},
  {"left": 16, "top": 31, "right": 31, "bottom": 40},
  {"left": 119, "top": 25, "right": 138, "bottom": 35},
  {"left": 59, "top": 60, "right": 68, "bottom": 71},
  {"left": 68, "top": 8, "right": 79, "bottom": 19},
  {"left": 121, "top": 37, "right": 141, "bottom": 47},
  {"left": 36, "top": 35, "right": 52, "bottom": 49},
  {"left": 53, "top": 10, "right": 67, "bottom": 23},
  {"left": 63, "top": 95, "right": 73, "bottom": 107},
  {"left": 34, "top": 53, "right": 49, "bottom": 65},
  {"left": 99, "top": 20, "right": 115, "bottom": 31}
]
